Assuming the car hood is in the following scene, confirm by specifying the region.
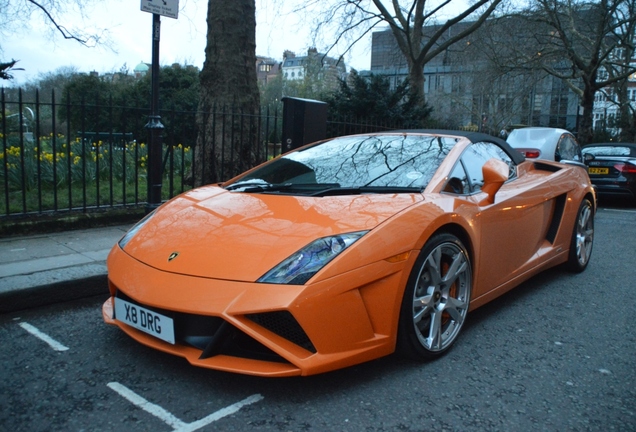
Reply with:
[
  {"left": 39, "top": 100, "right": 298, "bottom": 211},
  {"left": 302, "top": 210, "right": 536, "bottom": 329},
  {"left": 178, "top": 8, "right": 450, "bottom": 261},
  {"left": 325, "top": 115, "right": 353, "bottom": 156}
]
[{"left": 120, "top": 185, "right": 423, "bottom": 281}]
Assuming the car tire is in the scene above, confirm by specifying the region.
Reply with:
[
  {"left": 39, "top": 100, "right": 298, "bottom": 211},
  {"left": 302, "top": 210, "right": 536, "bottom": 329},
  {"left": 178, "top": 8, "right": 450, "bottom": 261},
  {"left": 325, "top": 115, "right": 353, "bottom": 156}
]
[
  {"left": 397, "top": 233, "right": 472, "bottom": 359},
  {"left": 565, "top": 197, "right": 594, "bottom": 273}
]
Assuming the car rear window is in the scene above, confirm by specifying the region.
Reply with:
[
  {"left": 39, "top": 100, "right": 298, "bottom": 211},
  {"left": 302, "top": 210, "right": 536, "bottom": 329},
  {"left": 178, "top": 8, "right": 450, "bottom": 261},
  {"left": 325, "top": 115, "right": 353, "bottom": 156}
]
[{"left": 584, "top": 146, "right": 635, "bottom": 157}]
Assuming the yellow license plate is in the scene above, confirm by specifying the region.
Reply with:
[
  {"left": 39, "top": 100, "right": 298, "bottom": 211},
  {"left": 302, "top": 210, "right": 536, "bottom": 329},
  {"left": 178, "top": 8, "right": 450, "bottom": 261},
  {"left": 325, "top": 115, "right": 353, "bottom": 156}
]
[{"left": 588, "top": 167, "right": 609, "bottom": 175}]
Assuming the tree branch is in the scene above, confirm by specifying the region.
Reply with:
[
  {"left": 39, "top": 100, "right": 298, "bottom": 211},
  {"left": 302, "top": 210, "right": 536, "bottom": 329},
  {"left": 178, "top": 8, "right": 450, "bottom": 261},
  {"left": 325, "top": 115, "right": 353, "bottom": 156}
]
[{"left": 26, "top": 0, "right": 96, "bottom": 45}]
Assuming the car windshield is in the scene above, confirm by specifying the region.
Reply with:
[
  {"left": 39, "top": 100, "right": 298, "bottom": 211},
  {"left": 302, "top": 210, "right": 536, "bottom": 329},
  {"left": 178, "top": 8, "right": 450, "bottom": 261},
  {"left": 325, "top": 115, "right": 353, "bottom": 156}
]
[
  {"left": 584, "top": 146, "right": 634, "bottom": 157},
  {"left": 226, "top": 134, "right": 458, "bottom": 195}
]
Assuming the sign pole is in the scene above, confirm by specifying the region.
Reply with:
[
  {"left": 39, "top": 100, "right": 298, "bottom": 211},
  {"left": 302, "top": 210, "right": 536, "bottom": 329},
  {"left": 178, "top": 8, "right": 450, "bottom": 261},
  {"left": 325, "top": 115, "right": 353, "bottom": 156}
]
[
  {"left": 145, "top": 12, "right": 164, "bottom": 213},
  {"left": 140, "top": 0, "right": 178, "bottom": 213}
]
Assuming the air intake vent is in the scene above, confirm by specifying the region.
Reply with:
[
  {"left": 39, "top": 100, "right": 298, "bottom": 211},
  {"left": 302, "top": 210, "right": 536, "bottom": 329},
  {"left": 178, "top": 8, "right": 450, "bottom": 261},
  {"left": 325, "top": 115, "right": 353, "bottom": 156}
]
[
  {"left": 534, "top": 161, "right": 562, "bottom": 172},
  {"left": 247, "top": 311, "right": 316, "bottom": 353},
  {"left": 115, "top": 290, "right": 288, "bottom": 363},
  {"left": 546, "top": 194, "right": 567, "bottom": 243}
]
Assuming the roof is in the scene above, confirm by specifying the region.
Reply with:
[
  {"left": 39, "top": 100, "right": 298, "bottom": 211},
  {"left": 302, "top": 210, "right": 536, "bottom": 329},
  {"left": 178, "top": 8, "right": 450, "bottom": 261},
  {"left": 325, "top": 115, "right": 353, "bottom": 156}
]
[
  {"left": 507, "top": 127, "right": 573, "bottom": 147},
  {"left": 134, "top": 62, "right": 150, "bottom": 72},
  {"left": 390, "top": 129, "right": 526, "bottom": 165}
]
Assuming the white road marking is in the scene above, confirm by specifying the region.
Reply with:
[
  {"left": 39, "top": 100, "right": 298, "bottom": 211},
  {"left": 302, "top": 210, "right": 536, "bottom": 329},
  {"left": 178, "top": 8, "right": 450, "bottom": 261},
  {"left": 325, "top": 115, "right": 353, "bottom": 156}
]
[
  {"left": 108, "top": 382, "right": 187, "bottom": 429},
  {"left": 108, "top": 382, "right": 263, "bottom": 431},
  {"left": 175, "top": 393, "right": 264, "bottom": 432},
  {"left": 602, "top": 208, "right": 636, "bottom": 213},
  {"left": 18, "top": 322, "right": 69, "bottom": 351}
]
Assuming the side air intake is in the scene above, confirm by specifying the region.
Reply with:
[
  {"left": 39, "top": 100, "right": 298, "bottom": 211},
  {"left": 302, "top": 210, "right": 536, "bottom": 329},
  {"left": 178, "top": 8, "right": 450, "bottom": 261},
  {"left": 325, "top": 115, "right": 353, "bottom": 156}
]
[
  {"left": 545, "top": 194, "right": 567, "bottom": 243},
  {"left": 247, "top": 311, "right": 317, "bottom": 353}
]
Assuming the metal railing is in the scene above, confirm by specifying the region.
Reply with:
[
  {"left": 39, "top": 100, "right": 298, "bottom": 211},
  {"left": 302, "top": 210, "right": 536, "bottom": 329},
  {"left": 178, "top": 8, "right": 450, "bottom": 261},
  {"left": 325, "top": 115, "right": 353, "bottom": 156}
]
[{"left": 1, "top": 88, "right": 400, "bottom": 218}]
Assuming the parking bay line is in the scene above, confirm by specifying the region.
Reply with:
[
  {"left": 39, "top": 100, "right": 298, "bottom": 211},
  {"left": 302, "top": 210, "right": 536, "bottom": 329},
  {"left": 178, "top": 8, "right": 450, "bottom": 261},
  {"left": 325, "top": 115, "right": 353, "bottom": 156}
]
[
  {"left": 18, "top": 322, "right": 69, "bottom": 351},
  {"left": 107, "top": 382, "right": 264, "bottom": 431}
]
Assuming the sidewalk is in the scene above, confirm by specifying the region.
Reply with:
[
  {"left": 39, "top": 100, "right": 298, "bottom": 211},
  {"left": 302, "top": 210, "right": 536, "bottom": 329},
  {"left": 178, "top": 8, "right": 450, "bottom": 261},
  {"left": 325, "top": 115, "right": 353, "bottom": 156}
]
[{"left": 0, "top": 225, "right": 131, "bottom": 313}]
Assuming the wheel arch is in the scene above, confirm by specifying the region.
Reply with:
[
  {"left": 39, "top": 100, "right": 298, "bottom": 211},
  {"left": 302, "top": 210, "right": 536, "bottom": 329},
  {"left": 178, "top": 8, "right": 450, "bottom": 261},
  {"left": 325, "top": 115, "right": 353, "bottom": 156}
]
[
  {"left": 396, "top": 222, "right": 475, "bottom": 359},
  {"left": 427, "top": 222, "right": 475, "bottom": 268},
  {"left": 584, "top": 191, "right": 597, "bottom": 213}
]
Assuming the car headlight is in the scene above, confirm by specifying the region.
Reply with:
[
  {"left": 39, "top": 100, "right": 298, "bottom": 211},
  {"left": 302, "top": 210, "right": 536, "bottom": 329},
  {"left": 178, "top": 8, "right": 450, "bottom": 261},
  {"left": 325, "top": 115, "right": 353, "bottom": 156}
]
[
  {"left": 118, "top": 210, "right": 157, "bottom": 250},
  {"left": 258, "top": 231, "right": 368, "bottom": 285}
]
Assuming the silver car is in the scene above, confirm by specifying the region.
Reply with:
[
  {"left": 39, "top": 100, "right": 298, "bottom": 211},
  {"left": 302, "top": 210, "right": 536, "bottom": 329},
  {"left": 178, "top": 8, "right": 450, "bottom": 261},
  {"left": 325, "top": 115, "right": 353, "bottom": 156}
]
[{"left": 507, "top": 127, "right": 582, "bottom": 162}]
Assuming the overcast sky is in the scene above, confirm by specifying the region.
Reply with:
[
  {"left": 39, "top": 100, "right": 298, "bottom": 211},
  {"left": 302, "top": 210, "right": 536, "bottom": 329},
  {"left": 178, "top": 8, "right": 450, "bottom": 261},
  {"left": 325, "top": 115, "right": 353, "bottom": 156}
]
[{"left": 2, "top": 0, "right": 373, "bottom": 86}]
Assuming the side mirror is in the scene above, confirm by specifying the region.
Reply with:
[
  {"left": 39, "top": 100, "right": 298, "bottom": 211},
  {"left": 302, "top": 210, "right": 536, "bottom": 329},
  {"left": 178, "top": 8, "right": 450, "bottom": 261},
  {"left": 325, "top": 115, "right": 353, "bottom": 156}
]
[{"left": 480, "top": 158, "right": 509, "bottom": 206}]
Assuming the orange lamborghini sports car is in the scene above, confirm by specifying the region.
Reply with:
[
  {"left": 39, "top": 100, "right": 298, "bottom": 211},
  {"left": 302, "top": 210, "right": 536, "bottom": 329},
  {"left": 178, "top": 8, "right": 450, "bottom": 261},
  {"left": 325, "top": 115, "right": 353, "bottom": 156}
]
[{"left": 103, "top": 131, "right": 595, "bottom": 377}]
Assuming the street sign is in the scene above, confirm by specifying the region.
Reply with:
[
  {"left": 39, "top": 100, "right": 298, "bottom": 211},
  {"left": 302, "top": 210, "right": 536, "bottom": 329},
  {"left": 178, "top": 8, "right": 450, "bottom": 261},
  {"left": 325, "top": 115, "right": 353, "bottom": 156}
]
[{"left": 140, "top": 0, "right": 179, "bottom": 19}]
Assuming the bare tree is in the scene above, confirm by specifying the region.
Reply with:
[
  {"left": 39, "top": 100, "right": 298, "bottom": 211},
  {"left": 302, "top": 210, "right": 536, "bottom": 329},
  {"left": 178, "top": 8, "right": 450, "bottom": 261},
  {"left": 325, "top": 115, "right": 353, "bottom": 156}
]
[
  {"left": 608, "top": 0, "right": 636, "bottom": 141},
  {"left": 1, "top": 0, "right": 105, "bottom": 46},
  {"left": 194, "top": 0, "right": 260, "bottom": 186},
  {"left": 0, "top": 0, "right": 107, "bottom": 79},
  {"left": 301, "top": 0, "right": 505, "bottom": 107},
  {"left": 515, "top": 0, "right": 636, "bottom": 143}
]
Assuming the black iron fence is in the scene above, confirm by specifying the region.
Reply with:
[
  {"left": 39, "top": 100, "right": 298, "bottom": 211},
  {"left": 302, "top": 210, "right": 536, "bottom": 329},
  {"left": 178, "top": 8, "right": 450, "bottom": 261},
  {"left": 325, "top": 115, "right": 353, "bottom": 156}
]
[{"left": 1, "top": 88, "right": 399, "bottom": 218}]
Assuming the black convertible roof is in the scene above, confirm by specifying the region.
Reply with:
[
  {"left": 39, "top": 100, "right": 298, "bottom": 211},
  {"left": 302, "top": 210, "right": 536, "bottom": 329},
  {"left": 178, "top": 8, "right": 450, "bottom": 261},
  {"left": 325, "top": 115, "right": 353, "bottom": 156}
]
[{"left": 390, "top": 129, "right": 526, "bottom": 165}]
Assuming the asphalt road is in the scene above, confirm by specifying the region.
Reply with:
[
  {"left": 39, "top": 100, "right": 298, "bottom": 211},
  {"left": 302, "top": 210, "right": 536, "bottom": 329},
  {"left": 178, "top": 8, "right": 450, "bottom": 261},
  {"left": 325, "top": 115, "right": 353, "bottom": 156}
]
[{"left": 1, "top": 203, "right": 635, "bottom": 432}]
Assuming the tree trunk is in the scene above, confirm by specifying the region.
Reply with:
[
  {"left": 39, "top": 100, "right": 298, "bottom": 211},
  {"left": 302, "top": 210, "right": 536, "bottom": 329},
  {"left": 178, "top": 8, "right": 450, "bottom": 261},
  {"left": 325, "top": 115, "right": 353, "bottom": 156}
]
[
  {"left": 618, "top": 26, "right": 636, "bottom": 142},
  {"left": 407, "top": 58, "right": 426, "bottom": 107},
  {"left": 578, "top": 85, "right": 596, "bottom": 145},
  {"left": 194, "top": 0, "right": 260, "bottom": 186}
]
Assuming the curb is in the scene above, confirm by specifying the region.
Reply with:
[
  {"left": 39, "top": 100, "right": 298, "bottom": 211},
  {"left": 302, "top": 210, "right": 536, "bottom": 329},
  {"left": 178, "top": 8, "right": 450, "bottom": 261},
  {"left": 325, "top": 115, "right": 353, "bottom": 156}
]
[{"left": 0, "top": 274, "right": 109, "bottom": 313}]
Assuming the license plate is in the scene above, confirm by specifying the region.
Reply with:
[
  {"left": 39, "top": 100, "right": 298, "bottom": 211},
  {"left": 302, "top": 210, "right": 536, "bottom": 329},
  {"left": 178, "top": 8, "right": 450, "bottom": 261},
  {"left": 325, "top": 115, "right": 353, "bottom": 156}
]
[
  {"left": 588, "top": 167, "right": 609, "bottom": 175},
  {"left": 115, "top": 298, "right": 175, "bottom": 344}
]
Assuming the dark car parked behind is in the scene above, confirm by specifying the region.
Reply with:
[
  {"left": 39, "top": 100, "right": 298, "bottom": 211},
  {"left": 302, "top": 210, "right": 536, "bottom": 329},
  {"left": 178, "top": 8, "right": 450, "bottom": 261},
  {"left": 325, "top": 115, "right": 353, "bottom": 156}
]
[{"left": 583, "top": 143, "right": 636, "bottom": 202}]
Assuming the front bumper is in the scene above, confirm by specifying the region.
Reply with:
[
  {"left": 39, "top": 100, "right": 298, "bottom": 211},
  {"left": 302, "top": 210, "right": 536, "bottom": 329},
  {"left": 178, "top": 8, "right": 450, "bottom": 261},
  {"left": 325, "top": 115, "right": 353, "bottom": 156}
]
[{"left": 103, "top": 245, "right": 414, "bottom": 376}]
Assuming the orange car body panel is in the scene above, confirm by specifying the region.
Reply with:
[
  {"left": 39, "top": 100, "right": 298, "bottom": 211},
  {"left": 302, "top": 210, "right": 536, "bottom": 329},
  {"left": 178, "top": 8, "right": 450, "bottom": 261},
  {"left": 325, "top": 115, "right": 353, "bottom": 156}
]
[
  {"left": 103, "top": 135, "right": 595, "bottom": 376},
  {"left": 121, "top": 190, "right": 424, "bottom": 282}
]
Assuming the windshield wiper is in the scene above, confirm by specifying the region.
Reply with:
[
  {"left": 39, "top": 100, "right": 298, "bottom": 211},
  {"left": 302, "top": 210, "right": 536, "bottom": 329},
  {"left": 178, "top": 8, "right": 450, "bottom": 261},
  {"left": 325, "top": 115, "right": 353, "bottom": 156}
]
[
  {"left": 225, "top": 182, "right": 292, "bottom": 192},
  {"left": 225, "top": 182, "right": 341, "bottom": 194},
  {"left": 310, "top": 185, "right": 424, "bottom": 197},
  {"left": 226, "top": 182, "right": 421, "bottom": 196}
]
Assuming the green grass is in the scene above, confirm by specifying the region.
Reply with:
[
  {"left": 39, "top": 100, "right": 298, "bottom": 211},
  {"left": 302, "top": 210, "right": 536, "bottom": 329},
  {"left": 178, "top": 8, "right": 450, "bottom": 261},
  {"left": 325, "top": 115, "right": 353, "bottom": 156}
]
[
  {"left": 1, "top": 133, "right": 192, "bottom": 215},
  {"left": 1, "top": 177, "right": 192, "bottom": 215}
]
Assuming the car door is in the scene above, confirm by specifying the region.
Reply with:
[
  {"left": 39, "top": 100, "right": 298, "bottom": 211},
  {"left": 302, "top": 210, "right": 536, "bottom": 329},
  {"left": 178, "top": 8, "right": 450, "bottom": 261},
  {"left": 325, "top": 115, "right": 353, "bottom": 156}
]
[{"left": 456, "top": 142, "right": 557, "bottom": 297}]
